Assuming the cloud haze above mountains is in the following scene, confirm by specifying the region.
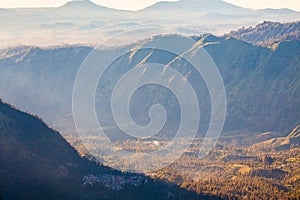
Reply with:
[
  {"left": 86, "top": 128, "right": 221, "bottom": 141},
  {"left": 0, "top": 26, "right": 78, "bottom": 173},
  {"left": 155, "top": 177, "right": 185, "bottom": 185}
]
[{"left": 0, "top": 0, "right": 300, "bottom": 11}]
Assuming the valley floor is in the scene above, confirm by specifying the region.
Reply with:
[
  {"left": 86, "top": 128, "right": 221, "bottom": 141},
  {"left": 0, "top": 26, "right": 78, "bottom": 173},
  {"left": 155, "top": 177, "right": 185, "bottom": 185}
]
[{"left": 67, "top": 135, "right": 300, "bottom": 200}]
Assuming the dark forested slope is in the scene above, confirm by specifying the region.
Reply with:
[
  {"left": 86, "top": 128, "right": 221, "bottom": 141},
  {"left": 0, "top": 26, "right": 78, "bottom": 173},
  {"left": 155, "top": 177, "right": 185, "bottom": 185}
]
[{"left": 0, "top": 99, "right": 218, "bottom": 200}]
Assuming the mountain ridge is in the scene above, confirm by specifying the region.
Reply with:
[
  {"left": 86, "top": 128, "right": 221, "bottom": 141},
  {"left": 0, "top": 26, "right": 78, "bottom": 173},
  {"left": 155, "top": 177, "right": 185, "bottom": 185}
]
[
  {"left": 1, "top": 34, "right": 299, "bottom": 137},
  {"left": 142, "top": 0, "right": 251, "bottom": 13},
  {"left": 60, "top": 0, "right": 124, "bottom": 12},
  {"left": 227, "top": 21, "right": 300, "bottom": 47}
]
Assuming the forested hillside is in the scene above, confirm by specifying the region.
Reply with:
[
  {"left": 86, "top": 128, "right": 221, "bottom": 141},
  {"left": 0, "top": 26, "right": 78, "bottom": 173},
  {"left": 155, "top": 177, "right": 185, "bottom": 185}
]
[
  {"left": 0, "top": 99, "right": 218, "bottom": 200},
  {"left": 227, "top": 21, "right": 300, "bottom": 46}
]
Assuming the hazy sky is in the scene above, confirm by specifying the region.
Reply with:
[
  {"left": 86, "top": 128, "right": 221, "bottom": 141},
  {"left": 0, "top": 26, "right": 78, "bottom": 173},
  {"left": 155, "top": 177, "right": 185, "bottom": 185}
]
[{"left": 0, "top": 0, "right": 299, "bottom": 11}]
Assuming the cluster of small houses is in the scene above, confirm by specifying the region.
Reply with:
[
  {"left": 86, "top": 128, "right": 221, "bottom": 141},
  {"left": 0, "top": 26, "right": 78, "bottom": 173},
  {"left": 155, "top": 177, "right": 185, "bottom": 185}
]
[{"left": 82, "top": 174, "right": 148, "bottom": 191}]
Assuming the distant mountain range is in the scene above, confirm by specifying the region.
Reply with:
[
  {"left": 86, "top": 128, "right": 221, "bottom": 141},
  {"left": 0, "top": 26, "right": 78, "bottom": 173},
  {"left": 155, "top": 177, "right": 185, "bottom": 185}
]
[
  {"left": 1, "top": 0, "right": 300, "bottom": 47},
  {"left": 227, "top": 21, "right": 300, "bottom": 46}
]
